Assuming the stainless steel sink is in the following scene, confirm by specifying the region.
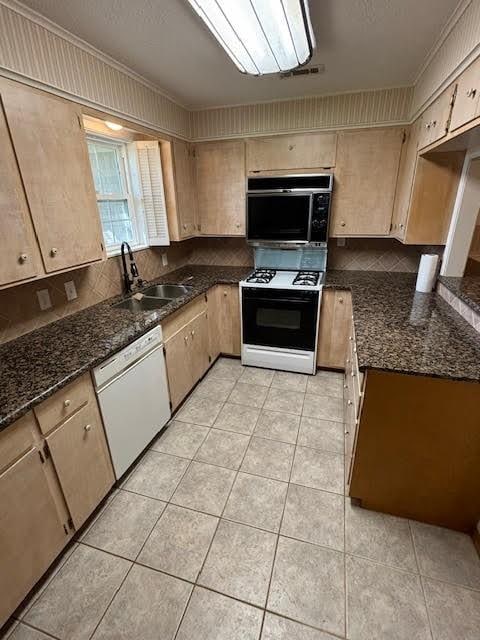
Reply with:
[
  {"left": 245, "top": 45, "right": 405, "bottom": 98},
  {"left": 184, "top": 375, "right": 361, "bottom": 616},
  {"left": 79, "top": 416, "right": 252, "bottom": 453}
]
[
  {"left": 114, "top": 297, "right": 170, "bottom": 312},
  {"left": 142, "top": 284, "right": 193, "bottom": 299}
]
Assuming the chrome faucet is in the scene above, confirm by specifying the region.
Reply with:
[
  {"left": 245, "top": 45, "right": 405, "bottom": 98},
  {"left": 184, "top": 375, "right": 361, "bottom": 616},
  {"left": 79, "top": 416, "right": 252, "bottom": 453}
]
[{"left": 120, "top": 242, "right": 144, "bottom": 293}]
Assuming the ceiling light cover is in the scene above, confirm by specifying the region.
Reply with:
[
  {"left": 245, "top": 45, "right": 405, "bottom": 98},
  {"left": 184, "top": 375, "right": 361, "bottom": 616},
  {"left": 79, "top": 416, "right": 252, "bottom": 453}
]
[
  {"left": 105, "top": 121, "right": 123, "bottom": 131},
  {"left": 187, "top": 0, "right": 315, "bottom": 76}
]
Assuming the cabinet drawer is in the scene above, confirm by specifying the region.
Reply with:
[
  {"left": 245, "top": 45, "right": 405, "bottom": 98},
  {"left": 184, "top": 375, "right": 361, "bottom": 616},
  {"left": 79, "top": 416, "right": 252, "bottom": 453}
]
[
  {"left": 162, "top": 295, "right": 207, "bottom": 341},
  {"left": 34, "top": 373, "right": 92, "bottom": 435},
  {"left": 0, "top": 412, "right": 36, "bottom": 473}
]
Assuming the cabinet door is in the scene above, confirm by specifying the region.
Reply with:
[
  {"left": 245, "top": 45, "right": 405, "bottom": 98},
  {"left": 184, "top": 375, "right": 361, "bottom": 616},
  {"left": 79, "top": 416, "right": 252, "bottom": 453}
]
[
  {"left": 164, "top": 327, "right": 193, "bottom": 410},
  {"left": 46, "top": 401, "right": 114, "bottom": 528},
  {"left": 188, "top": 312, "right": 210, "bottom": 384},
  {"left": 0, "top": 79, "right": 105, "bottom": 273},
  {"left": 246, "top": 132, "right": 337, "bottom": 172},
  {"left": 219, "top": 285, "right": 241, "bottom": 356},
  {"left": 317, "top": 290, "right": 352, "bottom": 369},
  {"left": 0, "top": 99, "right": 42, "bottom": 287},
  {"left": 391, "top": 123, "right": 420, "bottom": 240},
  {"left": 330, "top": 128, "right": 403, "bottom": 236},
  {"left": 173, "top": 140, "right": 197, "bottom": 238},
  {"left": 0, "top": 448, "right": 67, "bottom": 626},
  {"left": 419, "top": 87, "right": 455, "bottom": 148},
  {"left": 196, "top": 140, "right": 246, "bottom": 236},
  {"left": 450, "top": 58, "right": 480, "bottom": 132}
]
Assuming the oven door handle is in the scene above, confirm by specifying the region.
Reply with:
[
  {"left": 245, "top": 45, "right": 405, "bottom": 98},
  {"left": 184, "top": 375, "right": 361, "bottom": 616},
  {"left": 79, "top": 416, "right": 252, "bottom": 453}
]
[{"left": 244, "top": 296, "right": 316, "bottom": 305}]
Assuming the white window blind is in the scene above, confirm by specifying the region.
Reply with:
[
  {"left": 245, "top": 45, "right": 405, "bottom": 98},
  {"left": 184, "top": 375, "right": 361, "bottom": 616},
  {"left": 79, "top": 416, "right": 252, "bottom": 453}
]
[{"left": 128, "top": 141, "right": 170, "bottom": 246}]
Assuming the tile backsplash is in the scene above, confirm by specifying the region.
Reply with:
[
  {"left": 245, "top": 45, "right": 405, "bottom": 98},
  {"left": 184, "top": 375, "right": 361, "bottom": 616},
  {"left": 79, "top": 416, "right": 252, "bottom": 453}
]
[{"left": 0, "top": 237, "right": 441, "bottom": 345}]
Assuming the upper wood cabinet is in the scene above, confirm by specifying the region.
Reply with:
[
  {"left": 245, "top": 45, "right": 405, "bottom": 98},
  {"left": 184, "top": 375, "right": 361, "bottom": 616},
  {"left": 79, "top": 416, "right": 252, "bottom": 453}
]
[
  {"left": 317, "top": 289, "right": 352, "bottom": 369},
  {"left": 161, "top": 139, "right": 198, "bottom": 240},
  {"left": 392, "top": 120, "right": 465, "bottom": 244},
  {"left": 0, "top": 78, "right": 105, "bottom": 274},
  {"left": 246, "top": 132, "right": 337, "bottom": 172},
  {"left": 196, "top": 140, "right": 246, "bottom": 236},
  {"left": 418, "top": 85, "right": 455, "bottom": 149},
  {"left": 449, "top": 57, "right": 480, "bottom": 132},
  {"left": 330, "top": 127, "right": 404, "bottom": 236},
  {"left": 0, "top": 98, "right": 42, "bottom": 288}
]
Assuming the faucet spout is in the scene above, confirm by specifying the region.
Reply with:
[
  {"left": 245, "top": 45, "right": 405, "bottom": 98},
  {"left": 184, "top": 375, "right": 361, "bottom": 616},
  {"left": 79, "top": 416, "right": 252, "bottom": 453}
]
[{"left": 121, "top": 241, "right": 142, "bottom": 294}]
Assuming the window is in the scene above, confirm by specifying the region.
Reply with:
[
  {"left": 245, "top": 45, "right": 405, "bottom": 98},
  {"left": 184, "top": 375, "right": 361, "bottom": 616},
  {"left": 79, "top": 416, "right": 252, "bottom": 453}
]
[{"left": 87, "top": 137, "right": 145, "bottom": 253}]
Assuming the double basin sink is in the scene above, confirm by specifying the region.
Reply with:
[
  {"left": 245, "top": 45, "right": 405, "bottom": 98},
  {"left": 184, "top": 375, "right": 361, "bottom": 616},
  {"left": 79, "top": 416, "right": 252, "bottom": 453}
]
[{"left": 114, "top": 284, "right": 193, "bottom": 311}]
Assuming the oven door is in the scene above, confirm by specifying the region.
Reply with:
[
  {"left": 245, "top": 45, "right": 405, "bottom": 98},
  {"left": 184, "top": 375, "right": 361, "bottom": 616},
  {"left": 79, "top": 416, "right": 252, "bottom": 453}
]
[
  {"left": 247, "top": 192, "right": 312, "bottom": 243},
  {"left": 242, "top": 287, "right": 319, "bottom": 352}
]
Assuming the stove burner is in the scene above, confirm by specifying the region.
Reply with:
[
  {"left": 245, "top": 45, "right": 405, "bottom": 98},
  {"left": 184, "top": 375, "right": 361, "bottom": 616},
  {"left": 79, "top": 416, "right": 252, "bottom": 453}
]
[
  {"left": 246, "top": 269, "right": 276, "bottom": 284},
  {"left": 292, "top": 271, "right": 320, "bottom": 286}
]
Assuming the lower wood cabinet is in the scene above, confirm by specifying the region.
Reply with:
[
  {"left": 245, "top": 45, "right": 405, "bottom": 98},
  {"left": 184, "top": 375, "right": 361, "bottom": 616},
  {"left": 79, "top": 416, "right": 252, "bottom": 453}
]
[
  {"left": 0, "top": 442, "right": 68, "bottom": 626},
  {"left": 163, "top": 299, "right": 211, "bottom": 410},
  {"left": 349, "top": 369, "right": 480, "bottom": 532},
  {"left": 46, "top": 399, "right": 115, "bottom": 529},
  {"left": 207, "top": 285, "right": 241, "bottom": 359},
  {"left": 0, "top": 375, "right": 114, "bottom": 626},
  {"left": 317, "top": 289, "right": 352, "bottom": 369}
]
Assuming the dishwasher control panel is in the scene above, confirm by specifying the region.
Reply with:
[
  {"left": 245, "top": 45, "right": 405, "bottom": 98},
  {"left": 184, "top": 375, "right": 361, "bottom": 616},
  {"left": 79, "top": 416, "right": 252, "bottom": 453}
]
[{"left": 93, "top": 325, "right": 164, "bottom": 389}]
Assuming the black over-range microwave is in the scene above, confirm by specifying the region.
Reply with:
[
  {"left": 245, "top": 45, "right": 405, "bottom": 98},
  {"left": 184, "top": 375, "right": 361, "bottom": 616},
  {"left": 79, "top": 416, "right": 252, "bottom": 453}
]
[{"left": 246, "top": 173, "right": 333, "bottom": 246}]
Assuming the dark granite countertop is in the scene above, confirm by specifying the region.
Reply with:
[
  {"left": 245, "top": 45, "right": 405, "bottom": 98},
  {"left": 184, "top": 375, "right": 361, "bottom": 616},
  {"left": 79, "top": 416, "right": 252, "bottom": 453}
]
[
  {"left": 438, "top": 275, "right": 480, "bottom": 315},
  {"left": 0, "top": 265, "right": 250, "bottom": 431},
  {"left": 1, "top": 265, "right": 479, "bottom": 433},
  {"left": 326, "top": 270, "right": 480, "bottom": 382}
]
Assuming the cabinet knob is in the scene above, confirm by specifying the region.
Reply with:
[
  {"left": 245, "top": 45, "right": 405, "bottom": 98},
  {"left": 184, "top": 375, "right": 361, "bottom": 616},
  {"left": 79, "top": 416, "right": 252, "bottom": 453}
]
[
  {"left": 431, "top": 119, "right": 437, "bottom": 128},
  {"left": 399, "top": 223, "right": 404, "bottom": 229},
  {"left": 19, "top": 253, "right": 28, "bottom": 263},
  {"left": 288, "top": 144, "right": 294, "bottom": 151},
  {"left": 236, "top": 223, "right": 241, "bottom": 228},
  {"left": 183, "top": 224, "right": 187, "bottom": 230},
  {"left": 340, "top": 221, "right": 346, "bottom": 227},
  {"left": 184, "top": 335, "right": 188, "bottom": 342},
  {"left": 223, "top": 291, "right": 227, "bottom": 297},
  {"left": 351, "top": 371, "right": 356, "bottom": 377},
  {"left": 339, "top": 297, "right": 344, "bottom": 303},
  {"left": 84, "top": 424, "right": 92, "bottom": 432},
  {"left": 348, "top": 400, "right": 353, "bottom": 406},
  {"left": 345, "top": 430, "right": 350, "bottom": 435},
  {"left": 63, "top": 399, "right": 71, "bottom": 408},
  {"left": 191, "top": 330, "right": 195, "bottom": 337},
  {"left": 50, "top": 247, "right": 58, "bottom": 257},
  {"left": 425, "top": 122, "right": 431, "bottom": 130},
  {"left": 467, "top": 88, "right": 477, "bottom": 98}
]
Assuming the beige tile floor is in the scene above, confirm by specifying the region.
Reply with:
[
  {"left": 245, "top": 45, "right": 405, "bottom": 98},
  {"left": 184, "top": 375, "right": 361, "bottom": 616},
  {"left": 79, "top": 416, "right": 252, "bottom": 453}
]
[{"left": 4, "top": 358, "right": 480, "bottom": 640}]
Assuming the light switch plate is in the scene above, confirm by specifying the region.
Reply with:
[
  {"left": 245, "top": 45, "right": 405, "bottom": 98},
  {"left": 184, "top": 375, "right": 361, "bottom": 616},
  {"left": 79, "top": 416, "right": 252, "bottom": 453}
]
[
  {"left": 37, "top": 289, "right": 52, "bottom": 311},
  {"left": 64, "top": 280, "right": 78, "bottom": 301},
  {"left": 162, "top": 253, "right": 168, "bottom": 266}
]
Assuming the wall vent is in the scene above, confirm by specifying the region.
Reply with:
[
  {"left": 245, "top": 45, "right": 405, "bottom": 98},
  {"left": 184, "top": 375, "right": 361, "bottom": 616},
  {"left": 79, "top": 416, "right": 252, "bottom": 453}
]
[{"left": 280, "top": 65, "right": 325, "bottom": 79}]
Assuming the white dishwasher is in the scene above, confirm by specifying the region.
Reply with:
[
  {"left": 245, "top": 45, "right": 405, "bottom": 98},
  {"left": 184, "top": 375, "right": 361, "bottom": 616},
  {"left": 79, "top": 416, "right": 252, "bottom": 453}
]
[{"left": 93, "top": 325, "right": 171, "bottom": 479}]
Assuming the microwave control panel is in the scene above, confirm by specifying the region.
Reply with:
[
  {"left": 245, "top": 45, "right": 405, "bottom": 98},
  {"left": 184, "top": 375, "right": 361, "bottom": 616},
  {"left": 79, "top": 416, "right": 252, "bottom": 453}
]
[{"left": 310, "top": 193, "right": 331, "bottom": 242}]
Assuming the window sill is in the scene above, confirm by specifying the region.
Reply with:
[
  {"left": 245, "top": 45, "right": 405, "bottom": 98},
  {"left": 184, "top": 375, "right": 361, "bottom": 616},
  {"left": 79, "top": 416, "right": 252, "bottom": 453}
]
[{"left": 107, "top": 244, "right": 149, "bottom": 258}]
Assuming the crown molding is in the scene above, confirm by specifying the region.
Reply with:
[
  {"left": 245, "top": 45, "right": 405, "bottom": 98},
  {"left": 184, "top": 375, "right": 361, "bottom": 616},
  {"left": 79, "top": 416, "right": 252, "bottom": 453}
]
[
  {"left": 413, "top": 0, "right": 471, "bottom": 85},
  {"left": 0, "top": 0, "right": 189, "bottom": 110}
]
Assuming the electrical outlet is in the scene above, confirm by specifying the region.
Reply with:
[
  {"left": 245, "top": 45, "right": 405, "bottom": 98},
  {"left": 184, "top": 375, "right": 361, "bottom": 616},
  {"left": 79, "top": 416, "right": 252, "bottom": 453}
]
[
  {"left": 36, "top": 289, "right": 52, "bottom": 311},
  {"left": 337, "top": 238, "right": 346, "bottom": 247},
  {"left": 64, "top": 280, "right": 78, "bottom": 301},
  {"left": 162, "top": 253, "right": 168, "bottom": 266}
]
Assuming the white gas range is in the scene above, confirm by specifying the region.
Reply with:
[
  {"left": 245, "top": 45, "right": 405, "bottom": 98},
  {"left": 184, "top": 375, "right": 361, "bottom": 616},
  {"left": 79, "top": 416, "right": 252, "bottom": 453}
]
[{"left": 239, "top": 268, "right": 324, "bottom": 374}]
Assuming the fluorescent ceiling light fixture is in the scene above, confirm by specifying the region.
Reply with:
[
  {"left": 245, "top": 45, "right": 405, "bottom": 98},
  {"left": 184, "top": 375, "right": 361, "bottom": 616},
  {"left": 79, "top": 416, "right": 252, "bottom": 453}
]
[
  {"left": 104, "top": 121, "right": 123, "bottom": 131},
  {"left": 187, "top": 0, "right": 315, "bottom": 75}
]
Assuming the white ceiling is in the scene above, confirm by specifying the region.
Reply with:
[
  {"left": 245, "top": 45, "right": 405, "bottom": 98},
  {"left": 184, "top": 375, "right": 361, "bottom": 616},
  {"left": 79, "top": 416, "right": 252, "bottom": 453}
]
[{"left": 20, "top": 0, "right": 460, "bottom": 109}]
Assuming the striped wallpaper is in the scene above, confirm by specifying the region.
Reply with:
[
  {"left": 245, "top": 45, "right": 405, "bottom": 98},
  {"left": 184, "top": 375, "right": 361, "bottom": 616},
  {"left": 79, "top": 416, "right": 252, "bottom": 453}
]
[
  {"left": 0, "top": 1, "right": 190, "bottom": 138},
  {"left": 412, "top": 0, "right": 480, "bottom": 117},
  {"left": 0, "top": 0, "right": 479, "bottom": 141},
  {"left": 190, "top": 87, "right": 413, "bottom": 140}
]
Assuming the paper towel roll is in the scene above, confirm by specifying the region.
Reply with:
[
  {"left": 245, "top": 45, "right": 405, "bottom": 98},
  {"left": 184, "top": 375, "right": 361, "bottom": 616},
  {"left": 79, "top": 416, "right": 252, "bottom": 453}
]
[{"left": 416, "top": 254, "right": 439, "bottom": 292}]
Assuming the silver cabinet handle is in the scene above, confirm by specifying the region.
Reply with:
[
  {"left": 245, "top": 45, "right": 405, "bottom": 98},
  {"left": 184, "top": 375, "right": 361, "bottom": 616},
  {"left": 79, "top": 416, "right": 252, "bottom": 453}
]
[
  {"left": 19, "top": 253, "right": 28, "bottom": 263},
  {"left": 84, "top": 424, "right": 91, "bottom": 432},
  {"left": 63, "top": 399, "right": 71, "bottom": 408},
  {"left": 50, "top": 247, "right": 58, "bottom": 257}
]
